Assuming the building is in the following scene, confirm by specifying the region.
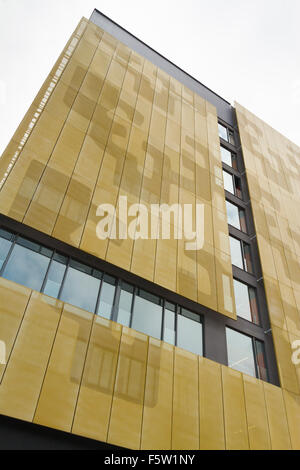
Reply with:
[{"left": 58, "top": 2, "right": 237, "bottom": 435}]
[{"left": 0, "top": 8, "right": 299, "bottom": 450}]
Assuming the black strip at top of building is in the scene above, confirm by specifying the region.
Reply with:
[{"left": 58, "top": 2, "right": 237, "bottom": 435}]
[{"left": 90, "top": 8, "right": 236, "bottom": 126}]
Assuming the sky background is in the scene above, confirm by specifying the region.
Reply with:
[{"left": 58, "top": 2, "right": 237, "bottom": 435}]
[{"left": 0, "top": 0, "right": 299, "bottom": 155}]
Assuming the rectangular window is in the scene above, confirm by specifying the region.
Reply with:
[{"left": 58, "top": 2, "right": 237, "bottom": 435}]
[
  {"left": 60, "top": 263, "right": 101, "bottom": 313},
  {"left": 218, "top": 123, "right": 235, "bottom": 145},
  {"left": 163, "top": 301, "right": 176, "bottom": 345},
  {"left": 221, "top": 146, "right": 237, "bottom": 169},
  {"left": 2, "top": 237, "right": 52, "bottom": 291},
  {"left": 233, "top": 279, "right": 259, "bottom": 324},
  {"left": 229, "top": 236, "right": 253, "bottom": 273},
  {"left": 43, "top": 253, "right": 68, "bottom": 298},
  {"left": 226, "top": 328, "right": 257, "bottom": 377},
  {"left": 131, "top": 291, "right": 163, "bottom": 340},
  {"left": 97, "top": 274, "right": 116, "bottom": 319},
  {"left": 223, "top": 170, "right": 242, "bottom": 199},
  {"left": 0, "top": 229, "right": 13, "bottom": 271},
  {"left": 116, "top": 282, "right": 134, "bottom": 327},
  {"left": 177, "top": 308, "right": 203, "bottom": 356},
  {"left": 223, "top": 170, "right": 234, "bottom": 194},
  {"left": 226, "top": 200, "right": 247, "bottom": 232}
]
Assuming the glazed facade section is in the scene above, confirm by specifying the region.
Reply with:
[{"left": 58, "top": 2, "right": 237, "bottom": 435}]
[
  {"left": 0, "top": 277, "right": 299, "bottom": 450},
  {"left": 236, "top": 103, "right": 300, "bottom": 414},
  {"left": 0, "top": 17, "right": 235, "bottom": 319}
]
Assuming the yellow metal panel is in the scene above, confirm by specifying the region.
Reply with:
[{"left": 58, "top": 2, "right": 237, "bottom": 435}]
[
  {"left": 272, "top": 324, "right": 299, "bottom": 394},
  {"left": 72, "top": 317, "right": 122, "bottom": 442},
  {"left": 172, "top": 348, "right": 199, "bottom": 450},
  {"left": 243, "top": 375, "right": 271, "bottom": 449},
  {"left": 34, "top": 303, "right": 93, "bottom": 432},
  {"left": 263, "top": 382, "right": 292, "bottom": 449},
  {"left": 199, "top": 357, "right": 225, "bottom": 450},
  {"left": 222, "top": 366, "right": 249, "bottom": 450},
  {"left": 107, "top": 327, "right": 148, "bottom": 450},
  {"left": 196, "top": 242, "right": 218, "bottom": 312},
  {"left": 141, "top": 338, "right": 174, "bottom": 450},
  {"left": 215, "top": 249, "right": 236, "bottom": 319},
  {"left": 283, "top": 390, "right": 300, "bottom": 450},
  {"left": 0, "top": 292, "right": 63, "bottom": 422},
  {"left": 0, "top": 279, "right": 31, "bottom": 382}
]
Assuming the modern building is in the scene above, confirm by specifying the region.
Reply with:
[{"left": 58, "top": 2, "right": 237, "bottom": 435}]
[{"left": 0, "top": 9, "right": 299, "bottom": 450}]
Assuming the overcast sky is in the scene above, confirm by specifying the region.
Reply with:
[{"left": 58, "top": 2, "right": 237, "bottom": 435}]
[{"left": 0, "top": 0, "right": 299, "bottom": 155}]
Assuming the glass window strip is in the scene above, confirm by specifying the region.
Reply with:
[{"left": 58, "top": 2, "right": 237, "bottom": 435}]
[{"left": 0, "top": 226, "right": 269, "bottom": 371}]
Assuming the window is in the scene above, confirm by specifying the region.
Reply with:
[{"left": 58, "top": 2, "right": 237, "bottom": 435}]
[
  {"left": 226, "top": 200, "right": 247, "bottom": 232},
  {"left": 223, "top": 170, "right": 242, "bottom": 198},
  {"left": 59, "top": 260, "right": 101, "bottom": 313},
  {"left": 177, "top": 308, "right": 203, "bottom": 355},
  {"left": 116, "top": 282, "right": 134, "bottom": 327},
  {"left": 218, "top": 123, "right": 235, "bottom": 145},
  {"left": 2, "top": 236, "right": 52, "bottom": 291},
  {"left": 226, "top": 328, "right": 267, "bottom": 380},
  {"left": 97, "top": 274, "right": 116, "bottom": 319},
  {"left": 233, "top": 279, "right": 259, "bottom": 324},
  {"left": 43, "top": 253, "right": 67, "bottom": 298},
  {"left": 0, "top": 229, "right": 13, "bottom": 271},
  {"left": 163, "top": 301, "right": 176, "bottom": 345},
  {"left": 229, "top": 236, "right": 253, "bottom": 273},
  {"left": 221, "top": 146, "right": 237, "bottom": 169},
  {"left": 131, "top": 290, "right": 163, "bottom": 339},
  {"left": 226, "top": 328, "right": 256, "bottom": 377}
]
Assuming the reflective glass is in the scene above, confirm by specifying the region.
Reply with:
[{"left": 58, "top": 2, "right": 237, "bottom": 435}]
[
  {"left": 0, "top": 237, "right": 12, "bottom": 271},
  {"left": 97, "top": 276, "right": 116, "bottom": 319},
  {"left": 223, "top": 170, "right": 234, "bottom": 194},
  {"left": 230, "top": 236, "right": 243, "bottom": 269},
  {"left": 116, "top": 284, "right": 133, "bottom": 326},
  {"left": 218, "top": 123, "right": 228, "bottom": 141},
  {"left": 226, "top": 328, "right": 256, "bottom": 377},
  {"left": 43, "top": 259, "right": 67, "bottom": 298},
  {"left": 177, "top": 310, "right": 202, "bottom": 355},
  {"left": 226, "top": 200, "right": 241, "bottom": 229},
  {"left": 233, "top": 279, "right": 252, "bottom": 321},
  {"left": 2, "top": 242, "right": 50, "bottom": 291},
  {"left": 163, "top": 308, "right": 175, "bottom": 345},
  {"left": 221, "top": 146, "right": 232, "bottom": 166},
  {"left": 131, "top": 294, "right": 163, "bottom": 339},
  {"left": 60, "top": 266, "right": 100, "bottom": 313}
]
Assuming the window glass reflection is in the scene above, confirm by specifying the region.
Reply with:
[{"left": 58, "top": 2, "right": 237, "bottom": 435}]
[
  {"left": 0, "top": 237, "right": 12, "bottom": 271},
  {"left": 97, "top": 275, "right": 116, "bottom": 319},
  {"left": 221, "top": 146, "right": 232, "bottom": 166},
  {"left": 230, "top": 236, "right": 243, "bottom": 269},
  {"left": 233, "top": 279, "right": 252, "bottom": 322},
  {"left": 226, "top": 201, "right": 246, "bottom": 232},
  {"left": 226, "top": 328, "right": 256, "bottom": 377},
  {"left": 116, "top": 283, "right": 133, "bottom": 327},
  {"left": 177, "top": 309, "right": 202, "bottom": 355},
  {"left": 43, "top": 259, "right": 67, "bottom": 298},
  {"left": 132, "top": 293, "right": 162, "bottom": 339},
  {"left": 2, "top": 242, "right": 51, "bottom": 291},
  {"left": 60, "top": 266, "right": 100, "bottom": 313},
  {"left": 223, "top": 170, "right": 234, "bottom": 194},
  {"left": 163, "top": 308, "right": 175, "bottom": 345},
  {"left": 218, "top": 123, "right": 228, "bottom": 141}
]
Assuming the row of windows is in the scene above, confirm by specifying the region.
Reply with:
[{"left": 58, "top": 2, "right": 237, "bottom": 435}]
[
  {"left": 219, "top": 121, "right": 268, "bottom": 380},
  {"left": 0, "top": 226, "right": 267, "bottom": 380},
  {"left": 0, "top": 228, "right": 203, "bottom": 356}
]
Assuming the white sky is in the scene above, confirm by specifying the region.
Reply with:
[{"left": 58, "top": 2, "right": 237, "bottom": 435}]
[{"left": 0, "top": 0, "right": 299, "bottom": 155}]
